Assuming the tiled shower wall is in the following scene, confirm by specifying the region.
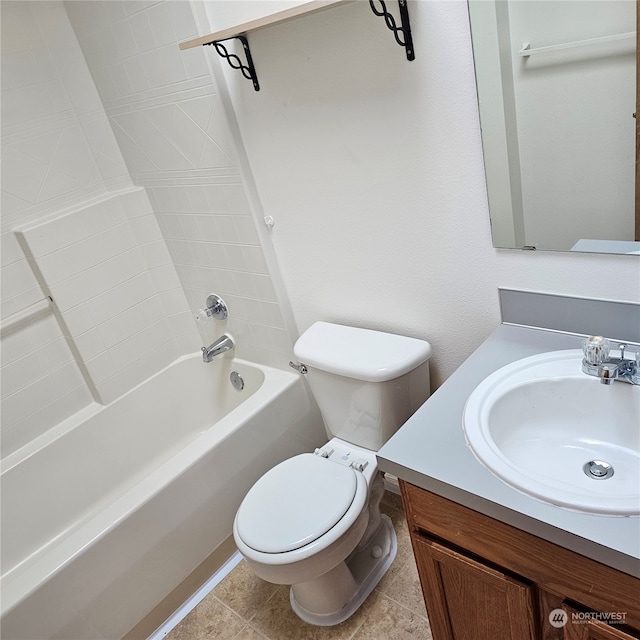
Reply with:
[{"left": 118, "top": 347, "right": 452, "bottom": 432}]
[
  {"left": 65, "top": 0, "right": 294, "bottom": 367},
  {"left": 2, "top": 0, "right": 293, "bottom": 456},
  {"left": 16, "top": 188, "right": 195, "bottom": 406},
  {"left": 0, "top": 1, "right": 131, "bottom": 454}
]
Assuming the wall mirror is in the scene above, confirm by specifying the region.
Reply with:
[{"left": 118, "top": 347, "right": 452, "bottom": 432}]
[{"left": 468, "top": 0, "right": 639, "bottom": 254}]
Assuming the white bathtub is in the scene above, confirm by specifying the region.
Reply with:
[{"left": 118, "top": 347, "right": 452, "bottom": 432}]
[{"left": 1, "top": 353, "right": 324, "bottom": 639}]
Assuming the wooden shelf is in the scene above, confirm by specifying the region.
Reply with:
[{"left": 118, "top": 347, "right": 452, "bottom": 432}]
[
  {"left": 179, "top": 0, "right": 414, "bottom": 91},
  {"left": 178, "top": 0, "right": 348, "bottom": 50}
]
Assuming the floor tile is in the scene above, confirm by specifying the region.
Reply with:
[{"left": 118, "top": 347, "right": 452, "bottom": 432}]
[
  {"left": 247, "top": 586, "right": 368, "bottom": 640},
  {"left": 165, "top": 594, "right": 246, "bottom": 640},
  {"left": 214, "top": 559, "right": 278, "bottom": 622},
  {"left": 383, "top": 556, "right": 429, "bottom": 621},
  {"left": 231, "top": 624, "right": 270, "bottom": 639},
  {"left": 350, "top": 593, "right": 432, "bottom": 640},
  {"left": 168, "top": 490, "right": 431, "bottom": 640}
]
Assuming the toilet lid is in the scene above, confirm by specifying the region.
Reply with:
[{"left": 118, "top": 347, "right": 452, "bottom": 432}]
[{"left": 235, "top": 453, "right": 359, "bottom": 554}]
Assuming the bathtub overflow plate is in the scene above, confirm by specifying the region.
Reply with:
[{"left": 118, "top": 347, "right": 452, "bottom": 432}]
[{"left": 230, "top": 371, "right": 244, "bottom": 390}]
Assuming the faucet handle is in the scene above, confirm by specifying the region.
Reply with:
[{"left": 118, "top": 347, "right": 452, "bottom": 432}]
[
  {"left": 206, "top": 294, "right": 228, "bottom": 320},
  {"left": 194, "top": 294, "right": 228, "bottom": 323},
  {"left": 582, "top": 336, "right": 610, "bottom": 365}
]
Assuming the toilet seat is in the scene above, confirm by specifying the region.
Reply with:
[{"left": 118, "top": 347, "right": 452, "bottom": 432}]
[{"left": 234, "top": 453, "right": 369, "bottom": 564}]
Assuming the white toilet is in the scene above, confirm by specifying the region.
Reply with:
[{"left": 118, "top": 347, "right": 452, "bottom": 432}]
[{"left": 233, "top": 322, "right": 432, "bottom": 626}]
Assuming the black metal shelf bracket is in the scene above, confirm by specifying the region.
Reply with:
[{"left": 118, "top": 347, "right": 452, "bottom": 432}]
[
  {"left": 205, "top": 35, "right": 260, "bottom": 91},
  {"left": 369, "top": 0, "right": 415, "bottom": 61}
]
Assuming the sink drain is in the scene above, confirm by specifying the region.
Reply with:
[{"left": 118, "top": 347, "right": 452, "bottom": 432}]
[{"left": 583, "top": 460, "right": 614, "bottom": 480}]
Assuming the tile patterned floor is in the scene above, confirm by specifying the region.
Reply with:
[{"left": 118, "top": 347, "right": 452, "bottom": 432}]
[{"left": 166, "top": 492, "right": 432, "bottom": 640}]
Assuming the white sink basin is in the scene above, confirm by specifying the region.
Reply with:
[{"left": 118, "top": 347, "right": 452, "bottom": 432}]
[{"left": 463, "top": 350, "right": 640, "bottom": 515}]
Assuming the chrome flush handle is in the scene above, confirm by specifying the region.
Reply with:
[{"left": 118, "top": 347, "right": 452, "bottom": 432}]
[{"left": 289, "top": 361, "right": 307, "bottom": 374}]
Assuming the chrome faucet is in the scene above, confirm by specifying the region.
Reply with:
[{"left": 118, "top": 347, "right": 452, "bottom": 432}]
[
  {"left": 201, "top": 334, "right": 234, "bottom": 363},
  {"left": 582, "top": 336, "right": 639, "bottom": 385}
]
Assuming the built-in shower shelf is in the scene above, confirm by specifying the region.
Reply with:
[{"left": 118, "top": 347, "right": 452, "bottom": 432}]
[{"left": 179, "top": 0, "right": 414, "bottom": 91}]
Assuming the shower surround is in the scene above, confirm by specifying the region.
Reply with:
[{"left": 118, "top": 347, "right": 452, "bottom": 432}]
[
  {"left": 2, "top": 0, "right": 296, "bottom": 454},
  {"left": 1, "top": 1, "right": 320, "bottom": 637}
]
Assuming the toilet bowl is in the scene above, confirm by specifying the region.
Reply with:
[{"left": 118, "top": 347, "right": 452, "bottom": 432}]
[
  {"left": 232, "top": 322, "right": 432, "bottom": 626},
  {"left": 233, "top": 439, "right": 396, "bottom": 626}
]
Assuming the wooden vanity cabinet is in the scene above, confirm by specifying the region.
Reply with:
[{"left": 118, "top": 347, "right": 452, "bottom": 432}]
[
  {"left": 412, "top": 535, "right": 538, "bottom": 639},
  {"left": 399, "top": 480, "right": 640, "bottom": 640}
]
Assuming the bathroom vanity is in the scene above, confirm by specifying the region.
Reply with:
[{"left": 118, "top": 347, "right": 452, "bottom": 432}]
[
  {"left": 377, "top": 291, "right": 640, "bottom": 640},
  {"left": 399, "top": 481, "right": 639, "bottom": 639}
]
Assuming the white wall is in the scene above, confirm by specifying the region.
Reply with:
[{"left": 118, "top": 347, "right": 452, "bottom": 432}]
[
  {"left": 1, "top": 0, "right": 303, "bottom": 457},
  {"left": 1, "top": 2, "right": 201, "bottom": 456},
  {"left": 15, "top": 188, "right": 194, "bottom": 407},
  {"left": 208, "top": 0, "right": 640, "bottom": 387},
  {"left": 66, "top": 0, "right": 300, "bottom": 369},
  {"left": 1, "top": 1, "right": 130, "bottom": 453}
]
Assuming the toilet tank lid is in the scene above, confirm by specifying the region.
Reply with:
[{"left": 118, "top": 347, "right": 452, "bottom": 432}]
[{"left": 293, "top": 322, "right": 432, "bottom": 382}]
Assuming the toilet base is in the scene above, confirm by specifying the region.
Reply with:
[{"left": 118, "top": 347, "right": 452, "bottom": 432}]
[{"left": 289, "top": 514, "right": 397, "bottom": 626}]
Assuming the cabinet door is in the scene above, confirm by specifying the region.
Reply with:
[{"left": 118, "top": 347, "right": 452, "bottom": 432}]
[
  {"left": 412, "top": 536, "right": 538, "bottom": 640},
  {"left": 563, "top": 605, "right": 640, "bottom": 640}
]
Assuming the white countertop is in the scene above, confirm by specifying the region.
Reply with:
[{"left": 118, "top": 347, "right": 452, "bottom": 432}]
[{"left": 377, "top": 324, "right": 640, "bottom": 578}]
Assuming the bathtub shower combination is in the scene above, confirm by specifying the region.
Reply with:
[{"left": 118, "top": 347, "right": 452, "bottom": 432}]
[{"left": 1, "top": 353, "right": 324, "bottom": 639}]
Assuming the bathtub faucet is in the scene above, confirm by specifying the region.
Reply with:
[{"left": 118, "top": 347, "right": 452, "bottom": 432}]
[{"left": 202, "top": 334, "right": 234, "bottom": 363}]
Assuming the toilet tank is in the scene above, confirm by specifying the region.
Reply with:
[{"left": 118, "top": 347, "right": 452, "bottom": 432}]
[{"left": 293, "top": 322, "right": 432, "bottom": 451}]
